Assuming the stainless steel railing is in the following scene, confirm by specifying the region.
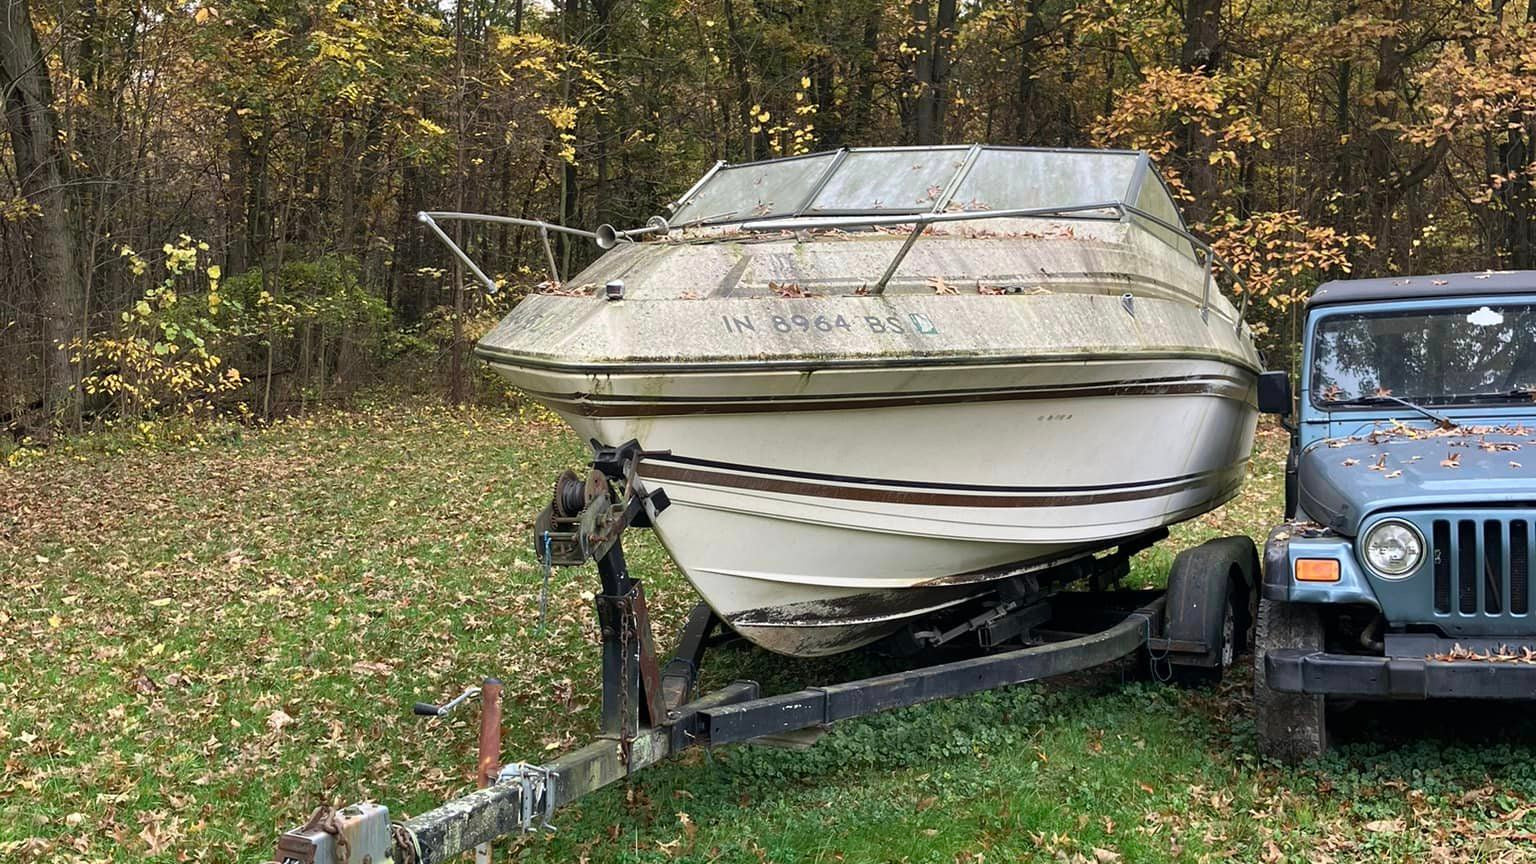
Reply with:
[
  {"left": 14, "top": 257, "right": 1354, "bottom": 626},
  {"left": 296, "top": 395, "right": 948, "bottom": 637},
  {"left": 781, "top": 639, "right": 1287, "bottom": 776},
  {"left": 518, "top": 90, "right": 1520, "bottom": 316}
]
[{"left": 417, "top": 203, "right": 1250, "bottom": 335}]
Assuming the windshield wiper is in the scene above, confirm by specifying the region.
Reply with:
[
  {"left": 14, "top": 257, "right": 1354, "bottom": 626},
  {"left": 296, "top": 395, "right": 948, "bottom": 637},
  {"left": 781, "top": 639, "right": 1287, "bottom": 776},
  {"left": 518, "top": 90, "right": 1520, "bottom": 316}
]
[
  {"left": 1439, "top": 388, "right": 1536, "bottom": 405},
  {"left": 1324, "top": 394, "right": 1457, "bottom": 430}
]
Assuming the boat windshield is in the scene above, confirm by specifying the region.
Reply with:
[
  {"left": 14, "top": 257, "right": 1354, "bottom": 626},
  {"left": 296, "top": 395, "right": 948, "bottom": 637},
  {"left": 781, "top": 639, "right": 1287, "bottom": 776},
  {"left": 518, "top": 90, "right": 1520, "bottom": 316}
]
[
  {"left": 1311, "top": 303, "right": 1536, "bottom": 409},
  {"left": 667, "top": 146, "right": 1187, "bottom": 254}
]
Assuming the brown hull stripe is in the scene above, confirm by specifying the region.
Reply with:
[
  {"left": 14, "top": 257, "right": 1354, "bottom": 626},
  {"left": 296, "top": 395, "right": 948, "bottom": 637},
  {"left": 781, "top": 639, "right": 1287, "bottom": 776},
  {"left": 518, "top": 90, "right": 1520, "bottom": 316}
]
[
  {"left": 477, "top": 345, "right": 1261, "bottom": 376},
  {"left": 639, "top": 460, "right": 1249, "bottom": 509},
  {"left": 527, "top": 374, "right": 1255, "bottom": 417}
]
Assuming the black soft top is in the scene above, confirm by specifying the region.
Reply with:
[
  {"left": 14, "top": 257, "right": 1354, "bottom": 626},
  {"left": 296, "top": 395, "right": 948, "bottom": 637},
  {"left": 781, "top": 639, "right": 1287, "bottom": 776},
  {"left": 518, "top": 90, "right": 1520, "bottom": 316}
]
[{"left": 1309, "top": 270, "right": 1536, "bottom": 307}]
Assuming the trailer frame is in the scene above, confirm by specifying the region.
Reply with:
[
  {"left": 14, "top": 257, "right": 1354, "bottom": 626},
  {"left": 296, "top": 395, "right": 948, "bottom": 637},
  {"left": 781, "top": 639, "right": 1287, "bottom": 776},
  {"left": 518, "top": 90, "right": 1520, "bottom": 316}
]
[{"left": 274, "top": 442, "right": 1255, "bottom": 864}]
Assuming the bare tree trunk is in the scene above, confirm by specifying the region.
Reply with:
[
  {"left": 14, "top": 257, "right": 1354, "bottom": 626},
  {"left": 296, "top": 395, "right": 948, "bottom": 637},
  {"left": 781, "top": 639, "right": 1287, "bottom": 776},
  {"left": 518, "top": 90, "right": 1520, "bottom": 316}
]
[
  {"left": 1332, "top": 58, "right": 1353, "bottom": 213},
  {"left": 722, "top": 0, "right": 762, "bottom": 160},
  {"left": 593, "top": 0, "right": 615, "bottom": 226},
  {"left": 930, "top": 0, "right": 956, "bottom": 143},
  {"left": 911, "top": 0, "right": 933, "bottom": 145},
  {"left": 1360, "top": 0, "right": 1447, "bottom": 271},
  {"left": 0, "top": 0, "right": 84, "bottom": 424},
  {"left": 225, "top": 105, "right": 249, "bottom": 274},
  {"left": 1178, "top": 0, "right": 1222, "bottom": 221},
  {"left": 911, "top": 0, "right": 956, "bottom": 146},
  {"left": 1013, "top": 0, "right": 1047, "bottom": 144},
  {"left": 450, "top": 0, "right": 467, "bottom": 405},
  {"left": 1494, "top": 0, "right": 1535, "bottom": 267},
  {"left": 846, "top": 6, "right": 881, "bottom": 144}
]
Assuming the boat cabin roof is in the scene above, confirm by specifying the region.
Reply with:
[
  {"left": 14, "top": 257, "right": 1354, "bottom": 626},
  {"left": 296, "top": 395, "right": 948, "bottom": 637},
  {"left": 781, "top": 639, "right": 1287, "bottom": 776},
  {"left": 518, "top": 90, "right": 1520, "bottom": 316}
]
[
  {"left": 1309, "top": 271, "right": 1536, "bottom": 308},
  {"left": 666, "top": 145, "right": 1193, "bottom": 256}
]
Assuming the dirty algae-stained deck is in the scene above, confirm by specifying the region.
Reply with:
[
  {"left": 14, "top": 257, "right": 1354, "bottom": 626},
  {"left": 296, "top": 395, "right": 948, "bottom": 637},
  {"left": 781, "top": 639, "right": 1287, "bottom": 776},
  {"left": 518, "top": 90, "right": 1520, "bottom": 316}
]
[{"left": 6, "top": 403, "right": 1536, "bottom": 863}]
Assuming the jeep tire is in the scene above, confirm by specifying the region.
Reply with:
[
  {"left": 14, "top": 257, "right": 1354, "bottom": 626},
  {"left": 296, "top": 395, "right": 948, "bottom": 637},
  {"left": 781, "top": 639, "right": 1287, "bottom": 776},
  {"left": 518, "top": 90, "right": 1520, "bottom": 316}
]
[{"left": 1254, "top": 598, "right": 1327, "bottom": 762}]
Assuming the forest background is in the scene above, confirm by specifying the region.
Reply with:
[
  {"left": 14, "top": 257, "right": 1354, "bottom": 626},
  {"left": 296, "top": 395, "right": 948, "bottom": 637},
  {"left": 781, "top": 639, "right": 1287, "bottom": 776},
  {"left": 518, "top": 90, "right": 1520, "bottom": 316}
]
[{"left": 3, "top": 0, "right": 1534, "bottom": 443}]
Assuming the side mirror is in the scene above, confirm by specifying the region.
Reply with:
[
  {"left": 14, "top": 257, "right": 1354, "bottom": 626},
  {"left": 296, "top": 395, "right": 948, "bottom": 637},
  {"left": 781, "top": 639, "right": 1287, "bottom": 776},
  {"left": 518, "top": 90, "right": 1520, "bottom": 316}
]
[{"left": 1257, "top": 370, "right": 1292, "bottom": 415}]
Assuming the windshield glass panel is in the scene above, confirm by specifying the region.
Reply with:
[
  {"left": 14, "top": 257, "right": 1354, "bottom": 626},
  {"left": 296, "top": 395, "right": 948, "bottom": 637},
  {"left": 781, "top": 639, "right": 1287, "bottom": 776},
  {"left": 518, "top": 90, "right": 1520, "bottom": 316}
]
[
  {"left": 804, "top": 148, "right": 970, "bottom": 214},
  {"left": 665, "top": 146, "right": 1185, "bottom": 231},
  {"left": 668, "top": 152, "right": 837, "bottom": 225},
  {"left": 1311, "top": 304, "right": 1536, "bottom": 407},
  {"left": 1132, "top": 170, "right": 1194, "bottom": 257},
  {"left": 946, "top": 149, "right": 1135, "bottom": 214}
]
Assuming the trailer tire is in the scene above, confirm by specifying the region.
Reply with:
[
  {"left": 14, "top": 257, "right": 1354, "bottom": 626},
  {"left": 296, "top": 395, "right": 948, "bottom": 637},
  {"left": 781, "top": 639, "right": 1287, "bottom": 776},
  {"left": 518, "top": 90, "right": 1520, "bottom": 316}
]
[
  {"left": 1164, "top": 546, "right": 1242, "bottom": 687},
  {"left": 1169, "top": 576, "right": 1236, "bottom": 687},
  {"left": 1254, "top": 598, "right": 1327, "bottom": 762}
]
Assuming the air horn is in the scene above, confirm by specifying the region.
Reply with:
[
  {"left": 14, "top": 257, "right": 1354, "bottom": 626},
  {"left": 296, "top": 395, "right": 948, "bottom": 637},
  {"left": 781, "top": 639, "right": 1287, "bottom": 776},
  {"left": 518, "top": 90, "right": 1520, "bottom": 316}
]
[{"left": 595, "top": 215, "right": 671, "bottom": 249}]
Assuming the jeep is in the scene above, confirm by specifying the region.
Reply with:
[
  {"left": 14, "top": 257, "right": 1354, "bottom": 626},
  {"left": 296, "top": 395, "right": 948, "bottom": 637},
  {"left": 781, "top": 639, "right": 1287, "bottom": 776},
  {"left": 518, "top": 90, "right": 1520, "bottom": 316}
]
[{"left": 1255, "top": 270, "right": 1536, "bottom": 761}]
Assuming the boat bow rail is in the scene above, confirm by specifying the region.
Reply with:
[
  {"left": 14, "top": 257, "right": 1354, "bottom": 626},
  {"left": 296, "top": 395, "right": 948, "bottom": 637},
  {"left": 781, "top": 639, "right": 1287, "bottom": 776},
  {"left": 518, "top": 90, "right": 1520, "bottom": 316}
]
[{"left": 417, "top": 145, "right": 1251, "bottom": 334}]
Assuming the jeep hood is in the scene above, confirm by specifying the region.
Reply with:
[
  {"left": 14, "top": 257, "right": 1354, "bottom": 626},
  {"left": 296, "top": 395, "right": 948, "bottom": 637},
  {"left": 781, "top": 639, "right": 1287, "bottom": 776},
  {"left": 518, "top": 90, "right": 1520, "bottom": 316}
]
[{"left": 1299, "top": 428, "right": 1536, "bottom": 535}]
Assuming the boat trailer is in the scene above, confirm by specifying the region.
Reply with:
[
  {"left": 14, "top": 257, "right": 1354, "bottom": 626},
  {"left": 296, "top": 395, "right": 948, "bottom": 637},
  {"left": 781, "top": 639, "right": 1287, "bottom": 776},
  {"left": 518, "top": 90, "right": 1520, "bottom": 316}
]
[{"left": 274, "top": 442, "right": 1256, "bottom": 864}]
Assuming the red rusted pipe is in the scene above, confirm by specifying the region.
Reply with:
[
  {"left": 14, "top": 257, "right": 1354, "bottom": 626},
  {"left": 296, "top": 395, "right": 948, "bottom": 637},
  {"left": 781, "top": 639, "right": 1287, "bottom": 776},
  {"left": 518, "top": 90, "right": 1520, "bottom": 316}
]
[{"left": 475, "top": 678, "right": 502, "bottom": 864}]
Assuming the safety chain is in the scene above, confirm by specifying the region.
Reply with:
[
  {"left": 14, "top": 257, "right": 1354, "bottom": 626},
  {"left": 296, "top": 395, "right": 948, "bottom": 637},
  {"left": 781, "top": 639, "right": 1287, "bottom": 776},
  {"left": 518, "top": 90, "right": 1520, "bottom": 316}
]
[
  {"left": 1130, "top": 610, "right": 1174, "bottom": 683},
  {"left": 297, "top": 805, "right": 349, "bottom": 863},
  {"left": 391, "top": 822, "right": 422, "bottom": 864},
  {"left": 619, "top": 585, "right": 635, "bottom": 770},
  {"left": 536, "top": 531, "right": 554, "bottom": 636}
]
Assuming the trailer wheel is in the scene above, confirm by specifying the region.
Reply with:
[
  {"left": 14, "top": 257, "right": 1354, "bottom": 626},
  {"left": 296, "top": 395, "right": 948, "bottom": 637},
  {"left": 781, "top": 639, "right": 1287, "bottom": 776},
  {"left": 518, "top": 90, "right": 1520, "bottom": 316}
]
[
  {"left": 1169, "top": 576, "right": 1236, "bottom": 686},
  {"left": 1164, "top": 547, "right": 1243, "bottom": 687},
  {"left": 1254, "top": 598, "right": 1326, "bottom": 762}
]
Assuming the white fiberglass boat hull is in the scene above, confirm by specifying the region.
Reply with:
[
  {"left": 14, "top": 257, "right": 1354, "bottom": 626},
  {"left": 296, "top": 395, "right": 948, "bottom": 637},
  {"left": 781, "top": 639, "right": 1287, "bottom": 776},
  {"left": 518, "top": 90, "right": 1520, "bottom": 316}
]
[
  {"left": 465, "top": 146, "right": 1262, "bottom": 657},
  {"left": 483, "top": 288, "right": 1258, "bottom": 655}
]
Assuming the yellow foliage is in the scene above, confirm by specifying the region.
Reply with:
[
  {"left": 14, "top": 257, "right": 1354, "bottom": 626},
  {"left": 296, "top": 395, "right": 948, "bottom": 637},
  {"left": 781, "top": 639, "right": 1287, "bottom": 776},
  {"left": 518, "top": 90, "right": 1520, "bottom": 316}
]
[{"left": 543, "top": 105, "right": 578, "bottom": 131}]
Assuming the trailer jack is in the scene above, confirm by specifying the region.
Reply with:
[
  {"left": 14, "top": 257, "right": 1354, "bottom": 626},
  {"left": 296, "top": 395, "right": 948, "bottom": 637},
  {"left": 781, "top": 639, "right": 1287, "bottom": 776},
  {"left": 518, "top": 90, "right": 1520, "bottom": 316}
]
[{"left": 275, "top": 442, "right": 1254, "bottom": 864}]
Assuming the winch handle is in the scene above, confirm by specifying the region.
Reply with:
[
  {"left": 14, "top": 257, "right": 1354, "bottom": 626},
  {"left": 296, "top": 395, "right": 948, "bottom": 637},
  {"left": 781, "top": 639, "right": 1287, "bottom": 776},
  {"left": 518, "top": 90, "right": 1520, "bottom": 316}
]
[{"left": 411, "top": 685, "right": 482, "bottom": 718}]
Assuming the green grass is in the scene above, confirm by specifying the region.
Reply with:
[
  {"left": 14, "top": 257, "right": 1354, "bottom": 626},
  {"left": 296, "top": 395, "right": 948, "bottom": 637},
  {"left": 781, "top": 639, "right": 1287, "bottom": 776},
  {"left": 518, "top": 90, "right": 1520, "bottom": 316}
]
[{"left": 4, "top": 404, "right": 1536, "bottom": 863}]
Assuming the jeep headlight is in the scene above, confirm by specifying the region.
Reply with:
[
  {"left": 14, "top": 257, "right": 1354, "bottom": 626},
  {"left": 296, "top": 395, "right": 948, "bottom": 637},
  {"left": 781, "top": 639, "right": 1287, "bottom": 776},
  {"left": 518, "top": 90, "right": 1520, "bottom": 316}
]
[{"left": 1363, "top": 519, "right": 1424, "bottom": 578}]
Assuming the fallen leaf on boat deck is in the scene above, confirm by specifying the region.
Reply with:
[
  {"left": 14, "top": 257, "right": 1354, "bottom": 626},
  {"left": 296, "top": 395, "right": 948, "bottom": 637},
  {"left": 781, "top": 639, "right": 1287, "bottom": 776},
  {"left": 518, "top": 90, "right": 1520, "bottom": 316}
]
[
  {"left": 1385, "top": 470, "right": 1402, "bottom": 478},
  {"left": 769, "top": 280, "right": 807, "bottom": 298},
  {"left": 1341, "top": 458, "right": 1358, "bottom": 467},
  {"left": 1442, "top": 453, "right": 1461, "bottom": 468},
  {"left": 928, "top": 276, "right": 957, "bottom": 295}
]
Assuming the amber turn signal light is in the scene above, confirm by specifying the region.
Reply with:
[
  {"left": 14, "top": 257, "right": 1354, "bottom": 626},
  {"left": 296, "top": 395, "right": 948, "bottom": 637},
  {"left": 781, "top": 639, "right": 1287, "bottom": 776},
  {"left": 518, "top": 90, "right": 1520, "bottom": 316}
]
[{"left": 1294, "top": 558, "right": 1341, "bottom": 583}]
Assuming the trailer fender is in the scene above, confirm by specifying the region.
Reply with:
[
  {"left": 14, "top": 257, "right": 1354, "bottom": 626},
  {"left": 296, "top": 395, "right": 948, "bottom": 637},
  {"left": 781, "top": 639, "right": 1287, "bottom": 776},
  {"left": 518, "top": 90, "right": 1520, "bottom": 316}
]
[{"left": 1164, "top": 535, "right": 1259, "bottom": 669}]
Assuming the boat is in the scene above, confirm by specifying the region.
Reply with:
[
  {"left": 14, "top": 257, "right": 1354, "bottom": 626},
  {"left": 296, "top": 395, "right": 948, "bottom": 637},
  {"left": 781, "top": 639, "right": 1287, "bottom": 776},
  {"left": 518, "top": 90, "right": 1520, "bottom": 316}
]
[{"left": 430, "top": 144, "right": 1262, "bottom": 657}]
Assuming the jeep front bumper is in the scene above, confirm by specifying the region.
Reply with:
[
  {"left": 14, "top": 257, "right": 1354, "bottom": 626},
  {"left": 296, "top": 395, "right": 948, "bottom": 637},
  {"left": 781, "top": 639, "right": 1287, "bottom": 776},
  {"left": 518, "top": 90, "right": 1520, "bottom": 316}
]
[{"left": 1266, "top": 647, "right": 1536, "bottom": 699}]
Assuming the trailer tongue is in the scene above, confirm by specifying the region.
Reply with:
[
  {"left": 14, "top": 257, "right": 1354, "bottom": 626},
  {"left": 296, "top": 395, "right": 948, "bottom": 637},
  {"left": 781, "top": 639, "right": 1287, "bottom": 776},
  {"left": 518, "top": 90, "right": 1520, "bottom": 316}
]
[{"left": 274, "top": 443, "right": 1257, "bottom": 864}]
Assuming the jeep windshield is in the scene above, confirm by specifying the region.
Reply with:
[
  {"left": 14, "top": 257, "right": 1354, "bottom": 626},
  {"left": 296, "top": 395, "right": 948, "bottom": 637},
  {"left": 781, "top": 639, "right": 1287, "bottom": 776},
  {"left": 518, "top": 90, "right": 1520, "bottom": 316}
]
[{"left": 1311, "top": 303, "right": 1536, "bottom": 408}]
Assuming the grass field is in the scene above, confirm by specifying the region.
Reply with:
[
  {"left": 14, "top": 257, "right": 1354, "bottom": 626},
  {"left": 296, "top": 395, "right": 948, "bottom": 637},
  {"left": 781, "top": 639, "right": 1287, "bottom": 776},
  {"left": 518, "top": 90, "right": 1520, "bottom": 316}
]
[{"left": 6, "top": 402, "right": 1536, "bottom": 863}]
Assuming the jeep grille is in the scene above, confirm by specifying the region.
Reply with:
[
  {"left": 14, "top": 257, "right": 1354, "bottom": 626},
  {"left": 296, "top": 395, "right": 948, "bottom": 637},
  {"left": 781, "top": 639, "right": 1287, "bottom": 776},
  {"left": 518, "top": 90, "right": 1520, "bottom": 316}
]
[{"left": 1429, "top": 517, "right": 1530, "bottom": 616}]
